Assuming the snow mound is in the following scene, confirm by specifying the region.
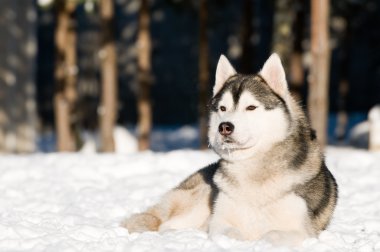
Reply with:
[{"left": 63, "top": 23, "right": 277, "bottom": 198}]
[
  {"left": 80, "top": 126, "right": 138, "bottom": 154},
  {"left": 0, "top": 147, "right": 380, "bottom": 251}
]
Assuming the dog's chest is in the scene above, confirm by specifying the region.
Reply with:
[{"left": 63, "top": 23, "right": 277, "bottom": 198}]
[
  {"left": 212, "top": 170, "right": 309, "bottom": 239},
  {"left": 214, "top": 167, "right": 297, "bottom": 205},
  {"left": 214, "top": 190, "right": 309, "bottom": 240}
]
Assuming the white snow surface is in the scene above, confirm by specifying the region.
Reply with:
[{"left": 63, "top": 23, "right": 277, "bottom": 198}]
[{"left": 1, "top": 147, "right": 380, "bottom": 252}]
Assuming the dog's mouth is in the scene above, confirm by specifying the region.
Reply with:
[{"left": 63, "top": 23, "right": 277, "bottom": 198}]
[
  {"left": 218, "top": 137, "right": 253, "bottom": 151},
  {"left": 223, "top": 137, "right": 235, "bottom": 144}
]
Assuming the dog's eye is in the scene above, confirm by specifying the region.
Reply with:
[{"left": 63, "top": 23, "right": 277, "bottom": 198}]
[
  {"left": 246, "top": 105, "right": 257, "bottom": 111},
  {"left": 219, "top": 106, "right": 226, "bottom": 112}
]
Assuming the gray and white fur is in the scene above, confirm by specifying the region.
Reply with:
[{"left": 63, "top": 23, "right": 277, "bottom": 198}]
[{"left": 122, "top": 53, "right": 338, "bottom": 246}]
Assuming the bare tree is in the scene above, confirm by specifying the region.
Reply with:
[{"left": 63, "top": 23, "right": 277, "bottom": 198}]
[
  {"left": 54, "top": 0, "right": 78, "bottom": 152},
  {"left": 272, "top": 0, "right": 305, "bottom": 100},
  {"left": 308, "top": 0, "right": 330, "bottom": 147},
  {"left": 0, "top": 0, "right": 37, "bottom": 153},
  {"left": 137, "top": 0, "right": 152, "bottom": 151},
  {"left": 335, "top": 19, "right": 350, "bottom": 142},
  {"left": 289, "top": 0, "right": 305, "bottom": 101},
  {"left": 199, "top": 0, "right": 209, "bottom": 149},
  {"left": 272, "top": 0, "right": 295, "bottom": 76},
  {"left": 99, "top": 0, "right": 117, "bottom": 152}
]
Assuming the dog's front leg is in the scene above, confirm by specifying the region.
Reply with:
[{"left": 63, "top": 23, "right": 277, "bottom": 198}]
[
  {"left": 209, "top": 222, "right": 244, "bottom": 241},
  {"left": 208, "top": 207, "right": 245, "bottom": 240},
  {"left": 123, "top": 168, "right": 215, "bottom": 233}
]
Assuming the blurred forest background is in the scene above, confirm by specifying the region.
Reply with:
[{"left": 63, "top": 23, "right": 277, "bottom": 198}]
[{"left": 0, "top": 0, "right": 379, "bottom": 153}]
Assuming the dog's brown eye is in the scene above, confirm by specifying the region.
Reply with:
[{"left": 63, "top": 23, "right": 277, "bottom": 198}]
[
  {"left": 220, "top": 106, "right": 226, "bottom": 112},
  {"left": 246, "top": 105, "right": 256, "bottom": 111}
]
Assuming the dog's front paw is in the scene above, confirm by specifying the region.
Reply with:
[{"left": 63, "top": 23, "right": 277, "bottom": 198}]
[
  {"left": 223, "top": 228, "right": 244, "bottom": 240},
  {"left": 121, "top": 213, "right": 161, "bottom": 233},
  {"left": 210, "top": 228, "right": 247, "bottom": 250},
  {"left": 261, "top": 230, "right": 306, "bottom": 247},
  {"left": 210, "top": 227, "right": 244, "bottom": 241}
]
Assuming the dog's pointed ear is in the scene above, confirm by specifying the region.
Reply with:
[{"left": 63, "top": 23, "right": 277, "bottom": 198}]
[
  {"left": 259, "top": 53, "right": 289, "bottom": 98},
  {"left": 214, "top": 54, "right": 236, "bottom": 96}
]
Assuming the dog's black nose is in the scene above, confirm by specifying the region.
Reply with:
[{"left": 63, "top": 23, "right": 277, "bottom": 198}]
[{"left": 218, "top": 122, "right": 234, "bottom": 136}]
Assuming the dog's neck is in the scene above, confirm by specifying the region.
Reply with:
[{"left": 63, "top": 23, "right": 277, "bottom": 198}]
[{"left": 219, "top": 148, "right": 273, "bottom": 180}]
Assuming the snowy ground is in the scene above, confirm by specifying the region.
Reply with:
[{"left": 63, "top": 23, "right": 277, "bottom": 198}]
[{"left": 1, "top": 147, "right": 380, "bottom": 252}]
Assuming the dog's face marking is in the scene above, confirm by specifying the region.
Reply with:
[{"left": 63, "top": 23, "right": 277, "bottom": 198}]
[{"left": 208, "top": 56, "right": 291, "bottom": 161}]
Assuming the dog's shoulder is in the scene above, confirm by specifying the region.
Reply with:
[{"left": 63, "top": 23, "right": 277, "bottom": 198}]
[
  {"left": 176, "top": 161, "right": 220, "bottom": 191},
  {"left": 294, "top": 161, "right": 338, "bottom": 232}
]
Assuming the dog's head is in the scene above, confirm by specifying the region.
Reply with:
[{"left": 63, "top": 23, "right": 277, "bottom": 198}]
[{"left": 208, "top": 54, "right": 292, "bottom": 161}]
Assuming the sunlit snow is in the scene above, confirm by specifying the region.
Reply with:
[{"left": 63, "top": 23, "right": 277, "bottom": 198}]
[{"left": 0, "top": 147, "right": 379, "bottom": 251}]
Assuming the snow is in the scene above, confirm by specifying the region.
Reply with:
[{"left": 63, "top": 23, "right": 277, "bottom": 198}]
[
  {"left": 1, "top": 147, "right": 380, "bottom": 251},
  {"left": 80, "top": 126, "right": 138, "bottom": 154}
]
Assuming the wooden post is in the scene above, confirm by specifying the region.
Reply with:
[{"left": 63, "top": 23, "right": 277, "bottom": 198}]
[
  {"left": 99, "top": 0, "right": 117, "bottom": 152},
  {"left": 199, "top": 0, "right": 209, "bottom": 149},
  {"left": 308, "top": 0, "right": 330, "bottom": 147},
  {"left": 54, "top": 0, "right": 77, "bottom": 152},
  {"left": 137, "top": 0, "right": 152, "bottom": 151}
]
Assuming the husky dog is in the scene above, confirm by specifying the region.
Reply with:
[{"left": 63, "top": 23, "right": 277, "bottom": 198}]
[{"left": 123, "top": 54, "right": 338, "bottom": 246}]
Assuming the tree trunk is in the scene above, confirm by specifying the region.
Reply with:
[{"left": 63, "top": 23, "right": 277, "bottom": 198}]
[
  {"left": 0, "top": 0, "right": 37, "bottom": 153},
  {"left": 289, "top": 0, "right": 305, "bottom": 101},
  {"left": 99, "top": 0, "right": 117, "bottom": 152},
  {"left": 199, "top": 0, "right": 209, "bottom": 149},
  {"left": 273, "top": 0, "right": 305, "bottom": 100},
  {"left": 54, "top": 0, "right": 77, "bottom": 152},
  {"left": 137, "top": 0, "right": 152, "bottom": 151},
  {"left": 272, "top": 0, "right": 295, "bottom": 76},
  {"left": 308, "top": 0, "right": 330, "bottom": 147},
  {"left": 335, "top": 15, "right": 350, "bottom": 141}
]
